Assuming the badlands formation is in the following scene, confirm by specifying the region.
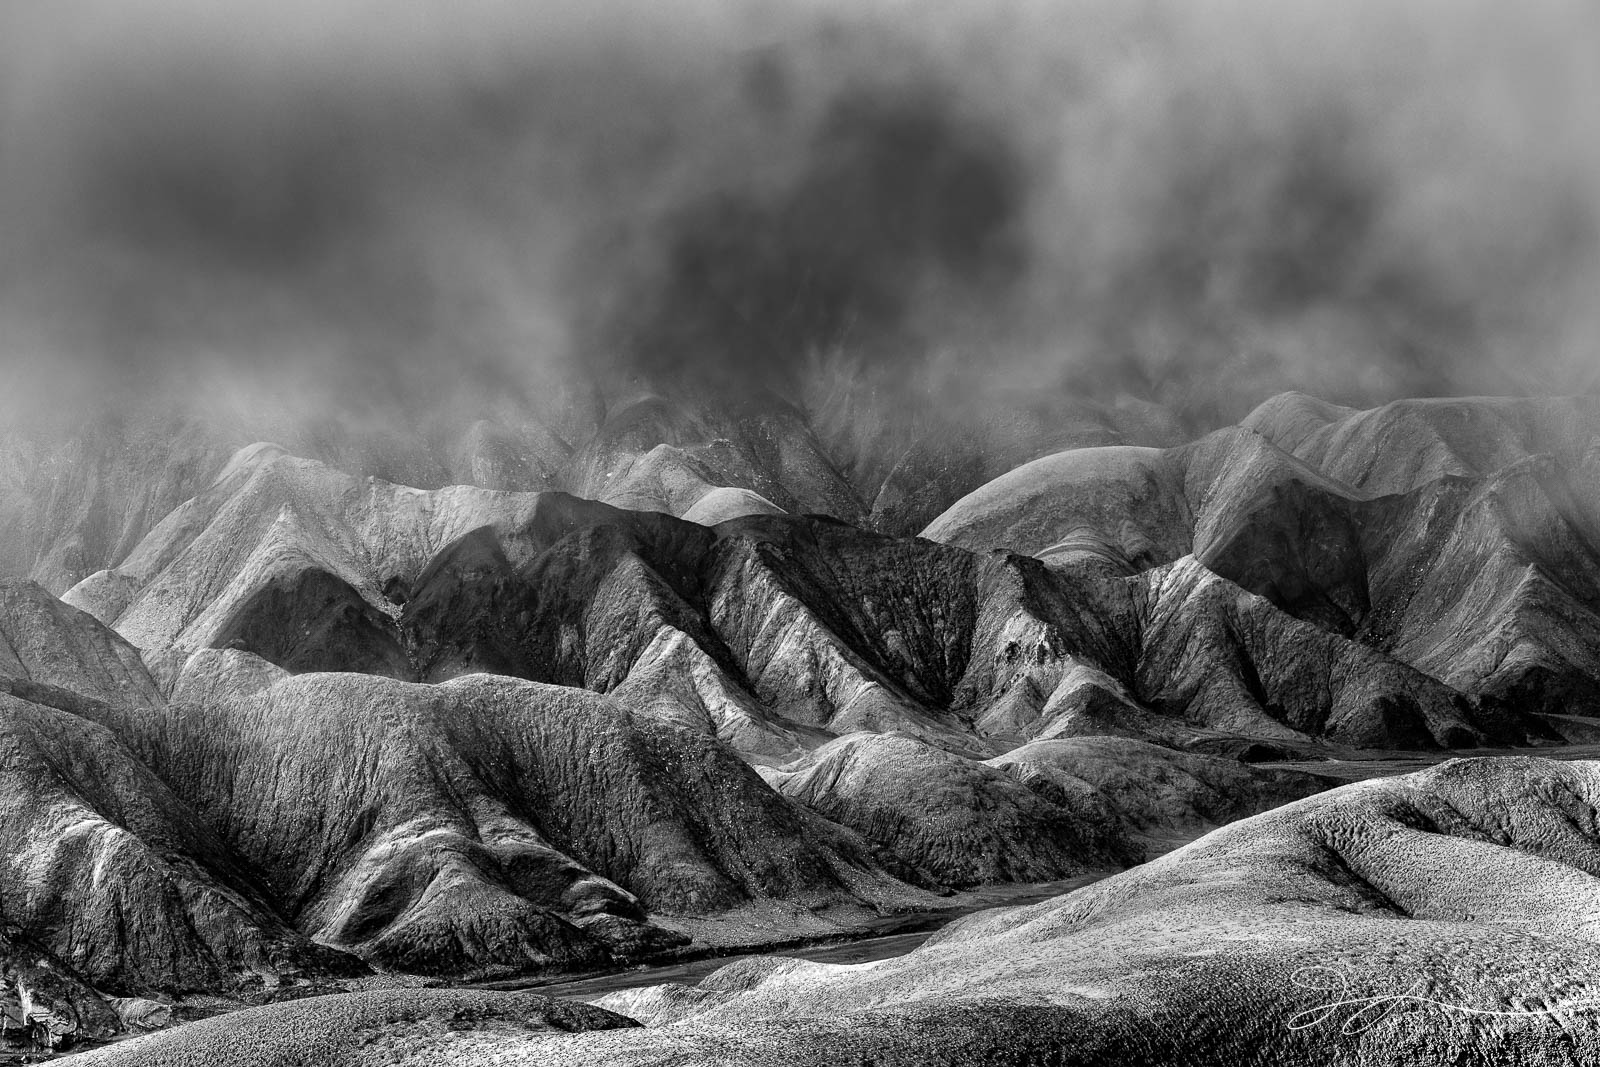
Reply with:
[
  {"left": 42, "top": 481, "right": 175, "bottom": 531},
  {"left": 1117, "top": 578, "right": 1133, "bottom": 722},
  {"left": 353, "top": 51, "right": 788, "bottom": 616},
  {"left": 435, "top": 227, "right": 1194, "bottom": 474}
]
[{"left": 0, "top": 394, "right": 1596, "bottom": 1062}]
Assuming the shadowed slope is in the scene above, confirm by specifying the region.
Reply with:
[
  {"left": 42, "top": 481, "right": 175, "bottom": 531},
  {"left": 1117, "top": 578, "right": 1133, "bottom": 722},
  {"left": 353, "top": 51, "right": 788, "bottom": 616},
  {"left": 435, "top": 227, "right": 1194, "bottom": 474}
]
[
  {"left": 0, "top": 691, "right": 364, "bottom": 996},
  {"left": 81, "top": 673, "right": 921, "bottom": 979},
  {"left": 989, "top": 735, "right": 1330, "bottom": 851},
  {"left": 0, "top": 579, "right": 163, "bottom": 708},
  {"left": 765, "top": 732, "right": 1138, "bottom": 888},
  {"left": 73, "top": 444, "right": 1513, "bottom": 756}
]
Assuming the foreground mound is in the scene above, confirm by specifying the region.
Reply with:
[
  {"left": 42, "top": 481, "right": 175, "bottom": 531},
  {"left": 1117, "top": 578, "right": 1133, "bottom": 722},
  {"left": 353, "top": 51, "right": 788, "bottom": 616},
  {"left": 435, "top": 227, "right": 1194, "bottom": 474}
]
[
  {"left": 523, "top": 756, "right": 1600, "bottom": 1064},
  {"left": 0, "top": 689, "right": 362, "bottom": 998},
  {"left": 65, "top": 989, "right": 638, "bottom": 1067}
]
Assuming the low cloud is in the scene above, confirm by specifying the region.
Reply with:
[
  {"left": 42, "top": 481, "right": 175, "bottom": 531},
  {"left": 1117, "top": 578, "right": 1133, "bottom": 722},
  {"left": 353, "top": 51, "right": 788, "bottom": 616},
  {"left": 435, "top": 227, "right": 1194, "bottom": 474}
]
[{"left": 0, "top": 0, "right": 1594, "bottom": 440}]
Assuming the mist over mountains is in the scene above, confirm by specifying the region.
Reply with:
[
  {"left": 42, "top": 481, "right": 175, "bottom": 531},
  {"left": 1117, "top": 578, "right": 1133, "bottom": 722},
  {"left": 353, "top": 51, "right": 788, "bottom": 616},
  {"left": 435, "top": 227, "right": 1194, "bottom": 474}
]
[
  {"left": 2, "top": 0, "right": 1597, "bottom": 442},
  {"left": 3, "top": 3, "right": 1600, "bottom": 1063}
]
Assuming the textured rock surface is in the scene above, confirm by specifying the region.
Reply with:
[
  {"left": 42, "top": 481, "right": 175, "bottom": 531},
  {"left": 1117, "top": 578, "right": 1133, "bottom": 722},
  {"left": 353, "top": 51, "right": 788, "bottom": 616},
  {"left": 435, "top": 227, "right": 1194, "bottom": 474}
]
[
  {"left": 0, "top": 579, "right": 163, "bottom": 708},
  {"left": 0, "top": 689, "right": 363, "bottom": 997},
  {"left": 60, "top": 443, "right": 556, "bottom": 652},
  {"left": 76, "top": 757, "right": 1600, "bottom": 1065},
  {"left": 2, "top": 394, "right": 1596, "bottom": 1058},
  {"left": 49, "top": 440, "right": 1529, "bottom": 774},
  {"left": 766, "top": 732, "right": 1139, "bottom": 887},
  {"left": 927, "top": 395, "right": 1600, "bottom": 728},
  {"left": 77, "top": 672, "right": 921, "bottom": 980},
  {"left": 0, "top": 388, "right": 1192, "bottom": 597},
  {"left": 989, "top": 735, "right": 1330, "bottom": 851}
]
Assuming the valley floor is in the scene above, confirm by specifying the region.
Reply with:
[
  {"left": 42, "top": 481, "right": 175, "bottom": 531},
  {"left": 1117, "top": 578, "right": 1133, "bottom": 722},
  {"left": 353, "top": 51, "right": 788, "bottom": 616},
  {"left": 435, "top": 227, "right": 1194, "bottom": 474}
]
[
  {"left": 1260, "top": 739, "right": 1600, "bottom": 782},
  {"left": 494, "top": 873, "right": 1109, "bottom": 1003}
]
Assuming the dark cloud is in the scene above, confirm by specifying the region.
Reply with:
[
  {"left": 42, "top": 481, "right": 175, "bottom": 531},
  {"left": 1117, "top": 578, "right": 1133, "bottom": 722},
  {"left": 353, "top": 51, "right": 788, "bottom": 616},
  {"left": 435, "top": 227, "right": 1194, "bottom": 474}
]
[
  {"left": 595, "top": 73, "right": 1028, "bottom": 399},
  {"left": 0, "top": 0, "right": 1595, "bottom": 438}
]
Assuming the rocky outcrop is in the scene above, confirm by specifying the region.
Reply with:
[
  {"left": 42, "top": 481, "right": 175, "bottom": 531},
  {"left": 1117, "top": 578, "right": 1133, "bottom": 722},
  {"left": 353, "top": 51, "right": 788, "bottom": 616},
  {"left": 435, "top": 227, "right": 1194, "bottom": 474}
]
[{"left": 0, "top": 930, "right": 123, "bottom": 1051}]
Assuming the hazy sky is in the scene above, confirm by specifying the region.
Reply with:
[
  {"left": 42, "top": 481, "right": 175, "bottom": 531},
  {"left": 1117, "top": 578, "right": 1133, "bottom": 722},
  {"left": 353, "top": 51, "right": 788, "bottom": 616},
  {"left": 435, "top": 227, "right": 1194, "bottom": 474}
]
[{"left": 1, "top": 0, "right": 1596, "bottom": 432}]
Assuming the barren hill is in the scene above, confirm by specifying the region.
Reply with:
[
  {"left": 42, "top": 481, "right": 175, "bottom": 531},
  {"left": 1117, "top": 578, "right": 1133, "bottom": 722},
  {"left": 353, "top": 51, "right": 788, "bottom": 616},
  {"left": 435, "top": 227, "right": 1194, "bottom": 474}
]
[{"left": 1, "top": 395, "right": 1596, "bottom": 1055}]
